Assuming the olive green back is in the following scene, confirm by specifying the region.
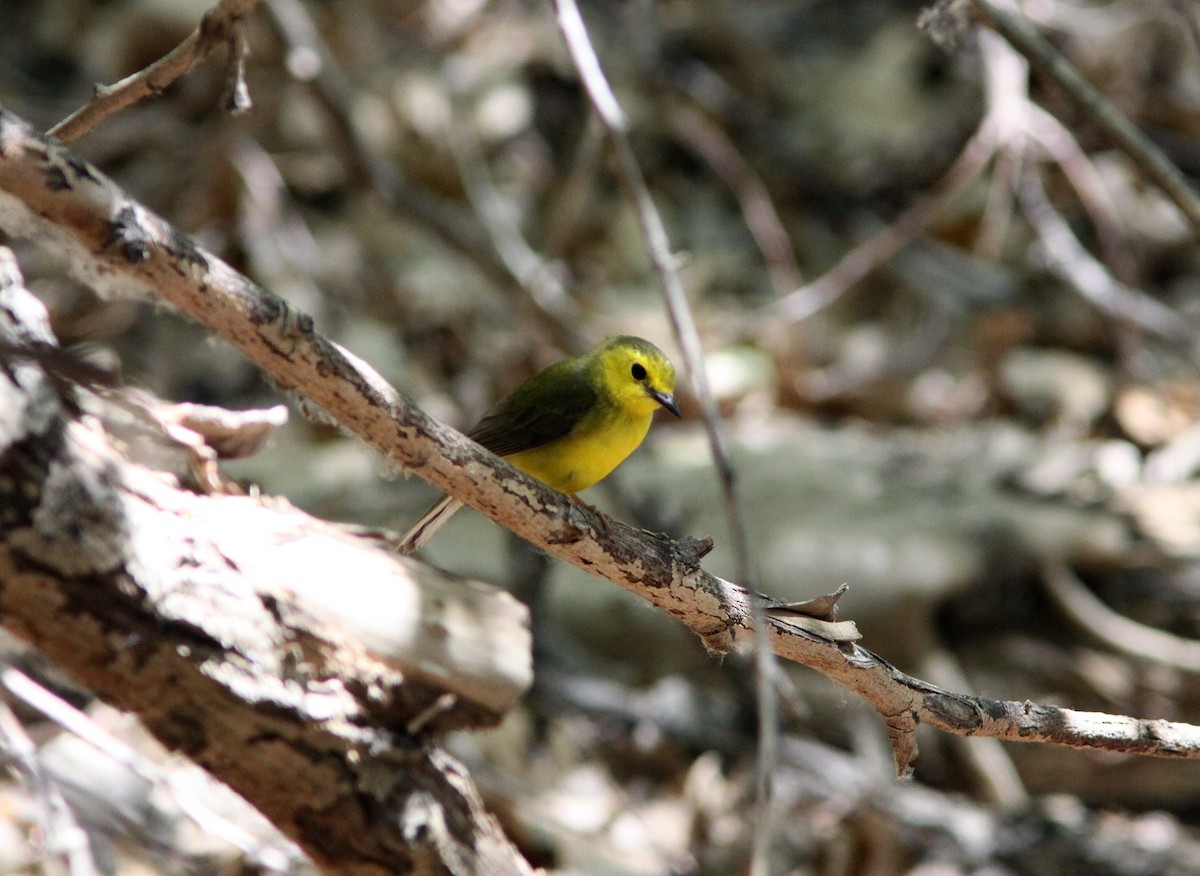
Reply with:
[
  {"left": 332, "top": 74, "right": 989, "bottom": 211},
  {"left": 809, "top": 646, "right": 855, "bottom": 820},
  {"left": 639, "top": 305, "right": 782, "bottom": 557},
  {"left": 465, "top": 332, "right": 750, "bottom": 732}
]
[{"left": 467, "top": 356, "right": 599, "bottom": 457}]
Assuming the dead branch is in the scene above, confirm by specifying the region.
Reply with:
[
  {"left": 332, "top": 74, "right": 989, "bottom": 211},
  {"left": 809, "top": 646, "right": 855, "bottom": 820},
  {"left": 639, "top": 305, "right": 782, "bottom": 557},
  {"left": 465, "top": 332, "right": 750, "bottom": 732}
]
[
  {"left": 47, "top": 0, "right": 262, "bottom": 144},
  {"left": 3, "top": 102, "right": 1200, "bottom": 779},
  {"left": 0, "top": 247, "right": 534, "bottom": 874}
]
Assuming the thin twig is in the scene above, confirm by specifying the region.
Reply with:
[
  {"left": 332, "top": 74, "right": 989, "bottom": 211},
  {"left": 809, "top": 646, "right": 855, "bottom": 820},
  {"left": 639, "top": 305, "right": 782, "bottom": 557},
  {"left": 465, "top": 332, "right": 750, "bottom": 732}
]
[
  {"left": 445, "top": 102, "right": 585, "bottom": 341},
  {"left": 975, "top": 129, "right": 1023, "bottom": 260},
  {"left": 547, "top": 2, "right": 774, "bottom": 869},
  {"left": 974, "top": 23, "right": 1137, "bottom": 283},
  {"left": 971, "top": 12, "right": 1138, "bottom": 284},
  {"left": 48, "top": 0, "right": 262, "bottom": 143},
  {"left": 549, "top": 0, "right": 756, "bottom": 607},
  {"left": 1027, "top": 104, "right": 1137, "bottom": 282},
  {"left": 220, "top": 29, "right": 253, "bottom": 113}
]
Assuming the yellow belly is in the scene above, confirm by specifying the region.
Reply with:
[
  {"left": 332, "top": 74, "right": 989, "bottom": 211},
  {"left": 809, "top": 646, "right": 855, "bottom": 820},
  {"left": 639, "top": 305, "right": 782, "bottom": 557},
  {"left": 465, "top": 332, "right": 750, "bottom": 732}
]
[{"left": 505, "top": 409, "right": 652, "bottom": 493}]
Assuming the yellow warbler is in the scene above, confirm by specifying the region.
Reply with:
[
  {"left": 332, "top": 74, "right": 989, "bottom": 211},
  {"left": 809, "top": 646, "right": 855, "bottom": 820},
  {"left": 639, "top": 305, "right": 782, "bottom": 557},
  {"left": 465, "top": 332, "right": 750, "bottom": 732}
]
[{"left": 398, "top": 336, "right": 679, "bottom": 553}]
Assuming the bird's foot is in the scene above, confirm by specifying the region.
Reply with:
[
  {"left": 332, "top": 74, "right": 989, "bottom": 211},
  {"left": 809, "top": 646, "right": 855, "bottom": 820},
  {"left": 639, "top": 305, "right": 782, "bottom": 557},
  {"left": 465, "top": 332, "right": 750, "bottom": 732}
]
[{"left": 568, "top": 493, "right": 610, "bottom": 534}]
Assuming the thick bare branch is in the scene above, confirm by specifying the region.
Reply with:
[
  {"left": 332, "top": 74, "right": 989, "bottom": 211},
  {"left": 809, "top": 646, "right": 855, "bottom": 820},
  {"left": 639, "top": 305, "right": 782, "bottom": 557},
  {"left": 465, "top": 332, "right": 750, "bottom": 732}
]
[
  {"left": 0, "top": 247, "right": 534, "bottom": 875},
  {"left": 2, "top": 104, "right": 1200, "bottom": 777}
]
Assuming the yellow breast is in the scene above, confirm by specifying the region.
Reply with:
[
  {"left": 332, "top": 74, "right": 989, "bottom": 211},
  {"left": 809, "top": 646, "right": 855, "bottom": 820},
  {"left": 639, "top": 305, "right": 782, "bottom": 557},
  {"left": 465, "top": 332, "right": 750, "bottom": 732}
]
[{"left": 505, "top": 408, "right": 653, "bottom": 494}]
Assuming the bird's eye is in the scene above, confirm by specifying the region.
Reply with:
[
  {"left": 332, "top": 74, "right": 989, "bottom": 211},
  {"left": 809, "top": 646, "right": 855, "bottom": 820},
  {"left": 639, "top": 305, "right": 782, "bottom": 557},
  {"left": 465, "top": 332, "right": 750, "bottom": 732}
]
[{"left": 631, "top": 362, "right": 647, "bottom": 381}]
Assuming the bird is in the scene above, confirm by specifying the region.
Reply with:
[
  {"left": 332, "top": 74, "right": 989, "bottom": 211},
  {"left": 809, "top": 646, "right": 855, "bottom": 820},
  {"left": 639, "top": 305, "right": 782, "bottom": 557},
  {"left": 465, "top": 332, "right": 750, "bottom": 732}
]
[{"left": 397, "top": 335, "right": 680, "bottom": 553}]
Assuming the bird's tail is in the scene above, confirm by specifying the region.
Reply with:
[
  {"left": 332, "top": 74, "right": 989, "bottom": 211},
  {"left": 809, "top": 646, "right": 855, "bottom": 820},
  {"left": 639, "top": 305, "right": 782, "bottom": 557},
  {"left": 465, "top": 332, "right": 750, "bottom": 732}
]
[{"left": 395, "top": 495, "right": 464, "bottom": 554}]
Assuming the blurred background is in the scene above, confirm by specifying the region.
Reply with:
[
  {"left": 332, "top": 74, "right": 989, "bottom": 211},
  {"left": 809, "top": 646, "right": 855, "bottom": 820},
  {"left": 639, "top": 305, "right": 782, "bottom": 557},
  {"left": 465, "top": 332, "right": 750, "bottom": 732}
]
[{"left": 6, "top": 0, "right": 1200, "bottom": 872}]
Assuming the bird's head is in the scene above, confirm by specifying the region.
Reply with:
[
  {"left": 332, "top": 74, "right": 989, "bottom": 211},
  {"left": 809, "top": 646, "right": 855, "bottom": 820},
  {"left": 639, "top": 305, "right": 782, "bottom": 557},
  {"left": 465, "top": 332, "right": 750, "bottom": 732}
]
[{"left": 594, "top": 336, "right": 680, "bottom": 418}]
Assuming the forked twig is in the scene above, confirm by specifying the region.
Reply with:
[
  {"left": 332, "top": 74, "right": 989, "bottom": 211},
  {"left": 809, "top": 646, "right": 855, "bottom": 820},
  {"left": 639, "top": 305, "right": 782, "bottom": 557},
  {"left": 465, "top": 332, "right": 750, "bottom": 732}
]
[{"left": 48, "top": 0, "right": 261, "bottom": 143}]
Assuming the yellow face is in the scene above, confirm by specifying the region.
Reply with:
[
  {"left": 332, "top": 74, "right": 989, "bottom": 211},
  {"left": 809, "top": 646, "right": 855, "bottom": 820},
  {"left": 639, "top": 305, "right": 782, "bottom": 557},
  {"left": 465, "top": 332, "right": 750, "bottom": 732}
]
[
  {"left": 593, "top": 336, "right": 679, "bottom": 418},
  {"left": 507, "top": 336, "right": 679, "bottom": 493}
]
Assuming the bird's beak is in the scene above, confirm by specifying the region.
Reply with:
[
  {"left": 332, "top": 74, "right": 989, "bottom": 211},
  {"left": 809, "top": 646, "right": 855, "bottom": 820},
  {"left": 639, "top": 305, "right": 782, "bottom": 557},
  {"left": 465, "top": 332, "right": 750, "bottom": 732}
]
[{"left": 647, "top": 387, "right": 681, "bottom": 417}]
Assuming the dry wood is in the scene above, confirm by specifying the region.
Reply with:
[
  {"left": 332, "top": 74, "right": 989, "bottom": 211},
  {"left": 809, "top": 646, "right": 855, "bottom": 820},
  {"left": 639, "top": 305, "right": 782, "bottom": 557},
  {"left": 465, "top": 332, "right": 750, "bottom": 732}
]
[
  {"left": 0, "top": 245, "right": 533, "bottom": 875},
  {"left": 3, "top": 100, "right": 1200, "bottom": 782}
]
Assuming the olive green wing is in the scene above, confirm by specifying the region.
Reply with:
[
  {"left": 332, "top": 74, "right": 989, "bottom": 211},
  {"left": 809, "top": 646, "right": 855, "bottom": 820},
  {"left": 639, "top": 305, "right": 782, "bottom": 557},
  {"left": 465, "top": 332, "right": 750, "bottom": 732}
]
[{"left": 468, "top": 360, "right": 598, "bottom": 457}]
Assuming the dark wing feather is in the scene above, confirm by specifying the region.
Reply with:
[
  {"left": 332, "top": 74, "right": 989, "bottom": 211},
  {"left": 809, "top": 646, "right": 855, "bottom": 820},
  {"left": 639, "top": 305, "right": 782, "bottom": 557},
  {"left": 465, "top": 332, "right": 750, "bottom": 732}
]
[{"left": 468, "top": 359, "right": 598, "bottom": 457}]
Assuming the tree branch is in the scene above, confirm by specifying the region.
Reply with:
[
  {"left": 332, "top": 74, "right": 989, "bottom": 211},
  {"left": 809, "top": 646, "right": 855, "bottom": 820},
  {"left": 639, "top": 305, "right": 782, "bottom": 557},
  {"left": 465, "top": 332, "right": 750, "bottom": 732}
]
[
  {"left": 47, "top": 0, "right": 262, "bottom": 143},
  {"left": 2, "top": 103, "right": 1199, "bottom": 780}
]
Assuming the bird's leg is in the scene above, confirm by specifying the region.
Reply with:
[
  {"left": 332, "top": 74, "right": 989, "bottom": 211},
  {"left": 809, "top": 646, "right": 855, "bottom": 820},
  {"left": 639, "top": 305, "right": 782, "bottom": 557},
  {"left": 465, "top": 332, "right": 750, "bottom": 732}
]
[{"left": 568, "top": 493, "right": 610, "bottom": 533}]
